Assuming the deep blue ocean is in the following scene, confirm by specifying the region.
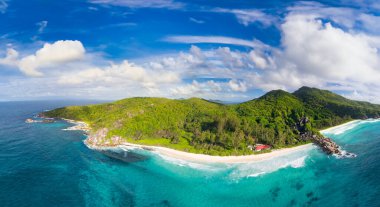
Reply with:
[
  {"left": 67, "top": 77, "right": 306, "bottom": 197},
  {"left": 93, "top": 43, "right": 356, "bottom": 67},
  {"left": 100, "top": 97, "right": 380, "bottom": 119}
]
[{"left": 1, "top": 101, "right": 380, "bottom": 207}]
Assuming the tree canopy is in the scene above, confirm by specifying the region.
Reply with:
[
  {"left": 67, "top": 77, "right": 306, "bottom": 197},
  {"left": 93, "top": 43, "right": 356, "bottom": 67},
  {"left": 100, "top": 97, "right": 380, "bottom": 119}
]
[{"left": 44, "top": 86, "right": 380, "bottom": 155}]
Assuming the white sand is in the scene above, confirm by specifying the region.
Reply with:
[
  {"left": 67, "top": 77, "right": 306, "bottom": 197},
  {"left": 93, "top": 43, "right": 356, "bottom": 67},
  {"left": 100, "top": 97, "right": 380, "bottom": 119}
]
[
  {"left": 116, "top": 142, "right": 315, "bottom": 163},
  {"left": 83, "top": 120, "right": 370, "bottom": 164},
  {"left": 113, "top": 120, "right": 364, "bottom": 163},
  {"left": 319, "top": 120, "right": 359, "bottom": 134}
]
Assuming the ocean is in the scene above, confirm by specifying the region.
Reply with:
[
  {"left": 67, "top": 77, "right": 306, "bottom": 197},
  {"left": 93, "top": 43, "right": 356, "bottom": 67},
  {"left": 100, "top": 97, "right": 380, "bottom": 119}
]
[{"left": 0, "top": 101, "right": 379, "bottom": 207}]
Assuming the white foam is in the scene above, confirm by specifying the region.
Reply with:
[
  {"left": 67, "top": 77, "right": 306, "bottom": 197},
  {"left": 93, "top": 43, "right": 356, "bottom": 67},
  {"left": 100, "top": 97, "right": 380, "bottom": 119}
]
[
  {"left": 321, "top": 119, "right": 380, "bottom": 135},
  {"left": 248, "top": 172, "right": 266, "bottom": 177},
  {"left": 155, "top": 153, "right": 221, "bottom": 171},
  {"left": 98, "top": 142, "right": 315, "bottom": 178},
  {"left": 151, "top": 147, "right": 312, "bottom": 176},
  {"left": 321, "top": 120, "right": 361, "bottom": 135},
  {"left": 333, "top": 149, "right": 357, "bottom": 159},
  {"left": 289, "top": 156, "right": 307, "bottom": 168},
  {"left": 119, "top": 145, "right": 141, "bottom": 151},
  {"left": 118, "top": 145, "right": 221, "bottom": 171},
  {"left": 228, "top": 152, "right": 310, "bottom": 179}
]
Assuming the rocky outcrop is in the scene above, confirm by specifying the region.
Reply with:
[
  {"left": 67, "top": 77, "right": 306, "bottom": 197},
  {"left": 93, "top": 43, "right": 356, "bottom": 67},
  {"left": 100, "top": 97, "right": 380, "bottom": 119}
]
[
  {"left": 297, "top": 117, "right": 343, "bottom": 156},
  {"left": 85, "top": 128, "right": 108, "bottom": 146},
  {"left": 85, "top": 128, "right": 123, "bottom": 147},
  {"left": 311, "top": 136, "right": 341, "bottom": 155}
]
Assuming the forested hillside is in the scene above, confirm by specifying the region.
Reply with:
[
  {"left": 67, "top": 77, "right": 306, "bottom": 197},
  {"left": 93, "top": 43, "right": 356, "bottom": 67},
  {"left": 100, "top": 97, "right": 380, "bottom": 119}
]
[{"left": 44, "top": 87, "right": 380, "bottom": 155}]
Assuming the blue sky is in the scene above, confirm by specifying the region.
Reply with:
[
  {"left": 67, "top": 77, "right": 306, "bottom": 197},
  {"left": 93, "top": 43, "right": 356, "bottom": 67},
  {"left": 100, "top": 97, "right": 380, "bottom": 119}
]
[{"left": 1, "top": 0, "right": 380, "bottom": 102}]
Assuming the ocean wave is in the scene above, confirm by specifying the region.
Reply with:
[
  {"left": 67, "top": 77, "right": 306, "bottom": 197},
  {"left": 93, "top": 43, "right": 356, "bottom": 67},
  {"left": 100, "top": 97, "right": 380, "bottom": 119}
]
[
  {"left": 322, "top": 119, "right": 380, "bottom": 135},
  {"left": 333, "top": 149, "right": 357, "bottom": 159},
  {"left": 116, "top": 145, "right": 223, "bottom": 171},
  {"left": 230, "top": 155, "right": 308, "bottom": 179},
  {"left": 290, "top": 156, "right": 307, "bottom": 168},
  {"left": 155, "top": 153, "right": 222, "bottom": 171},
  {"left": 109, "top": 143, "right": 315, "bottom": 178},
  {"left": 119, "top": 145, "right": 141, "bottom": 151},
  {"left": 248, "top": 172, "right": 266, "bottom": 177}
]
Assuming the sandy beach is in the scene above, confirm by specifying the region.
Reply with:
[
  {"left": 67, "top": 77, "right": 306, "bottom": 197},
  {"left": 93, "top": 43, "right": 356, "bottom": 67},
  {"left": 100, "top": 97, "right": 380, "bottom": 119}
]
[
  {"left": 319, "top": 120, "right": 359, "bottom": 134},
  {"left": 116, "top": 142, "right": 315, "bottom": 163},
  {"left": 82, "top": 119, "right": 368, "bottom": 164}
]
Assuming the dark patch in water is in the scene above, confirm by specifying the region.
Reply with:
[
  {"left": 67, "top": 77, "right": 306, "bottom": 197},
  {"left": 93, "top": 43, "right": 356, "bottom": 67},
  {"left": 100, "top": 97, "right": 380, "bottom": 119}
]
[
  {"left": 306, "top": 196, "right": 319, "bottom": 206},
  {"left": 306, "top": 192, "right": 313, "bottom": 198},
  {"left": 101, "top": 149, "right": 149, "bottom": 163},
  {"left": 288, "top": 199, "right": 297, "bottom": 207},
  {"left": 292, "top": 182, "right": 304, "bottom": 191},
  {"left": 270, "top": 187, "right": 281, "bottom": 201},
  {"left": 149, "top": 200, "right": 171, "bottom": 207}
]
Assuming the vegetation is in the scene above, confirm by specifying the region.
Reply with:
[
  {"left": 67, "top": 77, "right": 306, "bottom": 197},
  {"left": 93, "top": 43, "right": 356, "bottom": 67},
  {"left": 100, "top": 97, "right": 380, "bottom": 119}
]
[{"left": 44, "top": 86, "right": 380, "bottom": 155}]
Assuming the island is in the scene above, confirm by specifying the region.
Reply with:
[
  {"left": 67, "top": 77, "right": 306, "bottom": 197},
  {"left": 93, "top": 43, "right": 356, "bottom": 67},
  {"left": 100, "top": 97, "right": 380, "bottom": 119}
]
[{"left": 42, "top": 86, "right": 380, "bottom": 159}]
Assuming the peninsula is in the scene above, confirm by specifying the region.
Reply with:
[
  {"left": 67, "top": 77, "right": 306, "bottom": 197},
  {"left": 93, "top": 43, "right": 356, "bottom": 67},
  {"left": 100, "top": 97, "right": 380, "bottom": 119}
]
[{"left": 43, "top": 86, "right": 380, "bottom": 157}]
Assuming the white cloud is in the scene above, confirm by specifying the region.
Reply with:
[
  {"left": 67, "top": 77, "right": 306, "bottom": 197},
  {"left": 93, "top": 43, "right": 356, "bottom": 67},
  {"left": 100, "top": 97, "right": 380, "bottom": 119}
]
[
  {"left": 189, "top": 17, "right": 204, "bottom": 24},
  {"left": 216, "top": 47, "right": 245, "bottom": 68},
  {"left": 0, "top": 48, "right": 19, "bottom": 66},
  {"left": 0, "top": 0, "right": 7, "bottom": 14},
  {"left": 280, "top": 13, "right": 380, "bottom": 83},
  {"left": 36, "top": 21, "right": 48, "bottom": 33},
  {"left": 242, "top": 12, "right": 380, "bottom": 102},
  {"left": 58, "top": 60, "right": 180, "bottom": 90},
  {"left": 4, "top": 4, "right": 380, "bottom": 103},
  {"left": 228, "top": 80, "right": 247, "bottom": 92},
  {"left": 249, "top": 50, "right": 272, "bottom": 70},
  {"left": 171, "top": 80, "right": 222, "bottom": 97},
  {"left": 287, "top": 1, "right": 357, "bottom": 29},
  {"left": 90, "top": 0, "right": 184, "bottom": 9},
  {"left": 144, "top": 45, "right": 258, "bottom": 80},
  {"left": 88, "top": 6, "right": 99, "bottom": 11},
  {"left": 1, "top": 43, "right": 257, "bottom": 100},
  {"left": 213, "top": 8, "right": 277, "bottom": 27},
  {"left": 16, "top": 40, "right": 85, "bottom": 76},
  {"left": 287, "top": 1, "right": 380, "bottom": 34},
  {"left": 358, "top": 14, "right": 380, "bottom": 33},
  {"left": 163, "top": 35, "right": 268, "bottom": 49}
]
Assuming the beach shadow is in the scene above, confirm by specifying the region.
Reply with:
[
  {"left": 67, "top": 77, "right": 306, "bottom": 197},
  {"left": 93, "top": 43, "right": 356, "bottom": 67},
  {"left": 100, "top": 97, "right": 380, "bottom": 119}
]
[{"left": 100, "top": 149, "right": 149, "bottom": 163}]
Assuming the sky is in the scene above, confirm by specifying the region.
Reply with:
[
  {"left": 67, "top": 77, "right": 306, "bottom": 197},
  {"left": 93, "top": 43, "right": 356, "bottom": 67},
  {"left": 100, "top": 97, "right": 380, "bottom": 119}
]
[{"left": 1, "top": 0, "right": 380, "bottom": 102}]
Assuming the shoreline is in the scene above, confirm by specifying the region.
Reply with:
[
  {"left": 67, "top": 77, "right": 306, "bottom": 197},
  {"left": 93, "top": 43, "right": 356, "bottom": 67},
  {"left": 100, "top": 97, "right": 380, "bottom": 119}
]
[
  {"left": 61, "top": 118, "right": 91, "bottom": 133},
  {"left": 319, "top": 120, "right": 359, "bottom": 134},
  {"left": 68, "top": 118, "right": 362, "bottom": 164},
  {"left": 119, "top": 142, "right": 314, "bottom": 163}
]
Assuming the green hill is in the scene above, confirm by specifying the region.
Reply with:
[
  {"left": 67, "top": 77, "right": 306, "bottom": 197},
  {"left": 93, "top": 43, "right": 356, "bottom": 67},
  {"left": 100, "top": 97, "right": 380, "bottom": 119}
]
[
  {"left": 293, "top": 86, "right": 380, "bottom": 128},
  {"left": 44, "top": 87, "right": 380, "bottom": 155}
]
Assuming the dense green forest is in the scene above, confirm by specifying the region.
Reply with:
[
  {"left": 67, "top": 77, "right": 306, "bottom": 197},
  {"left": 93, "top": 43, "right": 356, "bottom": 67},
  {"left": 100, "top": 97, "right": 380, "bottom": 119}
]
[{"left": 44, "top": 86, "right": 380, "bottom": 155}]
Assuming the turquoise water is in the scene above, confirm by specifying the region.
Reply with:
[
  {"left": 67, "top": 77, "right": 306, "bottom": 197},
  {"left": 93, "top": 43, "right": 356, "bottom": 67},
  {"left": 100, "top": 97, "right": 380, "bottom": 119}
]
[{"left": 1, "top": 101, "right": 380, "bottom": 207}]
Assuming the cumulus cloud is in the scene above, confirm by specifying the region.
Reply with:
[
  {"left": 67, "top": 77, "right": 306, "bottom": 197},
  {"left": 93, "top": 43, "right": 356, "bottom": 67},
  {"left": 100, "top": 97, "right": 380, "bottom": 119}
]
[
  {"left": 10, "top": 40, "right": 86, "bottom": 76},
  {"left": 228, "top": 80, "right": 247, "bottom": 92},
  {"left": 358, "top": 14, "right": 380, "bottom": 33},
  {"left": 4, "top": 2, "right": 380, "bottom": 103},
  {"left": 281, "top": 14, "right": 380, "bottom": 83},
  {"left": 1, "top": 42, "right": 258, "bottom": 100},
  {"left": 249, "top": 50, "right": 273, "bottom": 70},
  {"left": 58, "top": 60, "right": 180, "bottom": 90},
  {"left": 171, "top": 80, "right": 222, "bottom": 97},
  {"left": 243, "top": 11, "right": 380, "bottom": 103},
  {"left": 0, "top": 48, "right": 19, "bottom": 66}
]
